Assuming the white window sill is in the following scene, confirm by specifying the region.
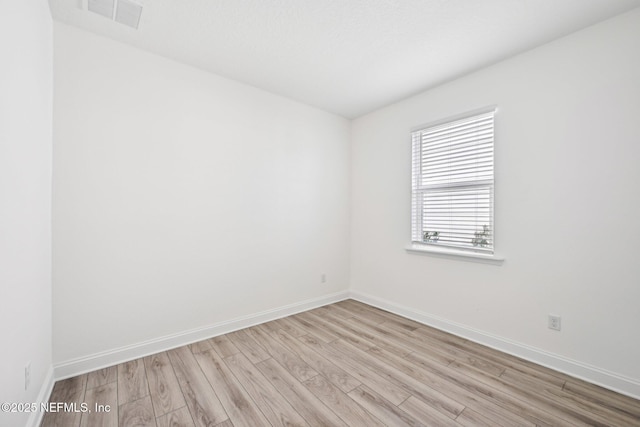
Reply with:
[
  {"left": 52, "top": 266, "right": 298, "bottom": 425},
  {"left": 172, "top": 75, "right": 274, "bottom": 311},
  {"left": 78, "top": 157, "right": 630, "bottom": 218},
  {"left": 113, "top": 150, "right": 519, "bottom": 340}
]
[{"left": 405, "top": 244, "right": 505, "bottom": 265}]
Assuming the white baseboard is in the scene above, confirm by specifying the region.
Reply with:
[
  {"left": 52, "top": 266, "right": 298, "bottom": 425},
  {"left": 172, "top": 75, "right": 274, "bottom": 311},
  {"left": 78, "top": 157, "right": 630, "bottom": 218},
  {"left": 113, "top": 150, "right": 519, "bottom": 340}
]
[
  {"left": 50, "top": 288, "right": 640, "bottom": 400},
  {"left": 349, "top": 290, "right": 640, "bottom": 400},
  {"left": 54, "top": 291, "right": 349, "bottom": 380},
  {"left": 26, "top": 365, "right": 55, "bottom": 427}
]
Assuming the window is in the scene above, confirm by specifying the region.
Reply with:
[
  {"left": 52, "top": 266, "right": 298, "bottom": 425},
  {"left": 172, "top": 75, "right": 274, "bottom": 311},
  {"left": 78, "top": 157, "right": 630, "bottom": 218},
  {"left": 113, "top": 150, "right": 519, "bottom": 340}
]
[{"left": 411, "top": 108, "right": 495, "bottom": 254}]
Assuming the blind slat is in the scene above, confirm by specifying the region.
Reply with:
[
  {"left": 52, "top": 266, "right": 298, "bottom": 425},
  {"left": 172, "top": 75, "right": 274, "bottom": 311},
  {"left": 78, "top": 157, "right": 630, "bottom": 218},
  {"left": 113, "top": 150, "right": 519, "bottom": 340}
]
[
  {"left": 422, "top": 129, "right": 494, "bottom": 150},
  {"left": 421, "top": 147, "right": 493, "bottom": 164},
  {"left": 421, "top": 139, "right": 494, "bottom": 159}
]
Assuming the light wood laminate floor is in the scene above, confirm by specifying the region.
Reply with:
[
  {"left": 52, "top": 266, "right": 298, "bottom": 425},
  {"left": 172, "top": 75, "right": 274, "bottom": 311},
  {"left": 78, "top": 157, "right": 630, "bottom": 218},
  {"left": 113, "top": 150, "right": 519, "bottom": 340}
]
[{"left": 42, "top": 300, "right": 640, "bottom": 426}]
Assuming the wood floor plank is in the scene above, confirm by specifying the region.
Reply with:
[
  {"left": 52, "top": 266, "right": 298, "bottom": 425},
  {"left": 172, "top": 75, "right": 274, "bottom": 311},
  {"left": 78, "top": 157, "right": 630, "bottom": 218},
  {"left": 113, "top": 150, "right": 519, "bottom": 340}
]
[
  {"left": 399, "top": 350, "right": 577, "bottom": 427},
  {"left": 452, "top": 360, "right": 637, "bottom": 427},
  {"left": 320, "top": 309, "right": 412, "bottom": 357},
  {"left": 87, "top": 366, "right": 118, "bottom": 389},
  {"left": 226, "top": 329, "right": 270, "bottom": 364},
  {"left": 465, "top": 339, "right": 569, "bottom": 387},
  {"left": 343, "top": 299, "right": 421, "bottom": 323},
  {"left": 330, "top": 340, "right": 466, "bottom": 420},
  {"left": 545, "top": 383, "right": 640, "bottom": 427},
  {"left": 272, "top": 328, "right": 361, "bottom": 393},
  {"left": 303, "top": 374, "right": 386, "bottom": 426},
  {"left": 410, "top": 327, "right": 507, "bottom": 377},
  {"left": 307, "top": 304, "right": 354, "bottom": 320},
  {"left": 155, "top": 407, "right": 194, "bottom": 427},
  {"left": 455, "top": 407, "right": 501, "bottom": 427},
  {"left": 413, "top": 324, "right": 468, "bottom": 346},
  {"left": 256, "top": 357, "right": 350, "bottom": 427},
  {"left": 188, "top": 340, "right": 212, "bottom": 354},
  {"left": 328, "top": 317, "right": 413, "bottom": 356},
  {"left": 414, "top": 325, "right": 566, "bottom": 386},
  {"left": 446, "top": 348, "right": 506, "bottom": 377},
  {"left": 262, "top": 317, "right": 307, "bottom": 338},
  {"left": 355, "top": 319, "right": 454, "bottom": 366},
  {"left": 382, "top": 344, "right": 538, "bottom": 426},
  {"left": 349, "top": 301, "right": 424, "bottom": 331},
  {"left": 143, "top": 352, "right": 186, "bottom": 418},
  {"left": 81, "top": 382, "right": 118, "bottom": 427},
  {"left": 118, "top": 396, "right": 156, "bottom": 427},
  {"left": 47, "top": 374, "right": 87, "bottom": 400},
  {"left": 247, "top": 324, "right": 318, "bottom": 382},
  {"left": 335, "top": 300, "right": 389, "bottom": 324},
  {"left": 496, "top": 367, "right": 625, "bottom": 424},
  {"left": 379, "top": 316, "right": 423, "bottom": 334},
  {"left": 193, "top": 349, "right": 270, "bottom": 427},
  {"left": 302, "top": 310, "right": 376, "bottom": 352},
  {"left": 499, "top": 366, "right": 564, "bottom": 393},
  {"left": 117, "top": 358, "right": 149, "bottom": 406},
  {"left": 297, "top": 333, "right": 411, "bottom": 406},
  {"left": 289, "top": 313, "right": 341, "bottom": 343},
  {"left": 338, "top": 308, "right": 408, "bottom": 338},
  {"left": 563, "top": 379, "right": 640, "bottom": 420},
  {"left": 347, "top": 385, "right": 424, "bottom": 427},
  {"left": 398, "top": 396, "right": 463, "bottom": 427},
  {"left": 375, "top": 314, "right": 425, "bottom": 334},
  {"left": 348, "top": 315, "right": 447, "bottom": 361},
  {"left": 223, "top": 353, "right": 310, "bottom": 426},
  {"left": 206, "top": 335, "right": 240, "bottom": 359},
  {"left": 167, "top": 347, "right": 229, "bottom": 427},
  {"left": 403, "top": 351, "right": 537, "bottom": 427},
  {"left": 41, "top": 375, "right": 88, "bottom": 427}
]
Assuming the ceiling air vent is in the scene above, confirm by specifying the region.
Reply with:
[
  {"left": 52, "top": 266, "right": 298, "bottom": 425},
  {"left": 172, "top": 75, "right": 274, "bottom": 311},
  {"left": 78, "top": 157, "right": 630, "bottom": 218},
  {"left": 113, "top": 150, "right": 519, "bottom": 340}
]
[{"left": 87, "top": 0, "right": 142, "bottom": 29}]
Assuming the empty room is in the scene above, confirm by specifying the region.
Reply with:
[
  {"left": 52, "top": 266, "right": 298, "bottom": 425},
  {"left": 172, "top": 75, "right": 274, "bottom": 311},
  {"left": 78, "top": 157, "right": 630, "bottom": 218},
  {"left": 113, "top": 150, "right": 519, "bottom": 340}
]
[{"left": 2, "top": 0, "right": 640, "bottom": 426}]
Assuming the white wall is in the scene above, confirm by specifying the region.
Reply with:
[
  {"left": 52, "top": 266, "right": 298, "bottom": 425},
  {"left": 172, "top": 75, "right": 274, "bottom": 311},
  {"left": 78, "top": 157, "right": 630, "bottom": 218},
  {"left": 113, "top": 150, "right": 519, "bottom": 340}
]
[
  {"left": 52, "top": 23, "right": 350, "bottom": 366},
  {"left": 0, "top": 1, "right": 53, "bottom": 426},
  {"left": 351, "top": 8, "right": 640, "bottom": 395}
]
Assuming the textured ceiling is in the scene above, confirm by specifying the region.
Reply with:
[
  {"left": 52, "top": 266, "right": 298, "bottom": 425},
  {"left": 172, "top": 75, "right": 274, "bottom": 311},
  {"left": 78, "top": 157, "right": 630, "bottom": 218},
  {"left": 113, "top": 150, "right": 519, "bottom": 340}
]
[{"left": 49, "top": 0, "right": 640, "bottom": 118}]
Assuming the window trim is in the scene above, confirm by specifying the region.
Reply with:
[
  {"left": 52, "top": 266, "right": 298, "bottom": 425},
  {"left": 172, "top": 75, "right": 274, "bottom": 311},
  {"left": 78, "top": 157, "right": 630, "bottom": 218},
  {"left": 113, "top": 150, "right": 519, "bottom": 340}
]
[
  {"left": 410, "top": 105, "right": 498, "bottom": 134},
  {"left": 409, "top": 106, "right": 502, "bottom": 261},
  {"left": 405, "top": 243, "right": 504, "bottom": 265}
]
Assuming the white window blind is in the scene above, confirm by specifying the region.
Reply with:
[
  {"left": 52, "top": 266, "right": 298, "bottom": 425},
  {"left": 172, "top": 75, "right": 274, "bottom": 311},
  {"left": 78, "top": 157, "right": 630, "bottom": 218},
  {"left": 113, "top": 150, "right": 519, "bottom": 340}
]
[{"left": 411, "top": 109, "right": 495, "bottom": 253}]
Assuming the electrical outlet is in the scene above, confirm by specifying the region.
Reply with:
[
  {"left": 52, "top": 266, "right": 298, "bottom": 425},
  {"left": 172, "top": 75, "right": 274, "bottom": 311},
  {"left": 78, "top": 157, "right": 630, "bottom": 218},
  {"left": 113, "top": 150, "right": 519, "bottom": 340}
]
[
  {"left": 25, "top": 362, "right": 31, "bottom": 390},
  {"left": 321, "top": 273, "right": 326, "bottom": 283},
  {"left": 548, "top": 315, "right": 561, "bottom": 331}
]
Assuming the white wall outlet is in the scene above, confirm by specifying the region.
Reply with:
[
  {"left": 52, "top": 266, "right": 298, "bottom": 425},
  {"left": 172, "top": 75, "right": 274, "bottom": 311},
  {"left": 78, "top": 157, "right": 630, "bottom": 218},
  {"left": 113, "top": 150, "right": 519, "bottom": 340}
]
[
  {"left": 321, "top": 273, "right": 326, "bottom": 283},
  {"left": 25, "top": 362, "right": 31, "bottom": 390},
  {"left": 548, "top": 314, "right": 561, "bottom": 331}
]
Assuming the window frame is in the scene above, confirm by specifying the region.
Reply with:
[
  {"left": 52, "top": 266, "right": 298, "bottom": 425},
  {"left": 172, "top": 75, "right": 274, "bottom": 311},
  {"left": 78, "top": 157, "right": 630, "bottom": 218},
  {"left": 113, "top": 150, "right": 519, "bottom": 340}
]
[{"left": 408, "top": 106, "right": 502, "bottom": 262}]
